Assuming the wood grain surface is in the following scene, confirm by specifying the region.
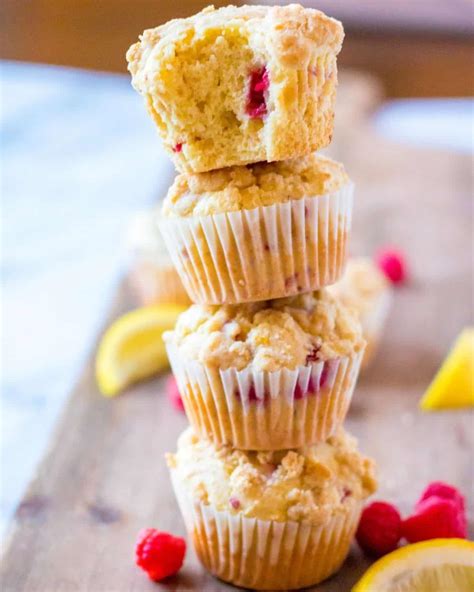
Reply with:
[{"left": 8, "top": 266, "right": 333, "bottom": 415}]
[{"left": 1, "top": 79, "right": 473, "bottom": 591}]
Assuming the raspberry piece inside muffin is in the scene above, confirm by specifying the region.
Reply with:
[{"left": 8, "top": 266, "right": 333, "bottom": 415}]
[{"left": 246, "top": 67, "right": 269, "bottom": 118}]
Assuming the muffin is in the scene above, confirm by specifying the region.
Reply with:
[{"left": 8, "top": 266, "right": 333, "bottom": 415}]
[
  {"left": 164, "top": 289, "right": 365, "bottom": 449},
  {"left": 159, "top": 154, "right": 354, "bottom": 304},
  {"left": 167, "top": 427, "right": 377, "bottom": 590},
  {"left": 126, "top": 4, "right": 344, "bottom": 173},
  {"left": 127, "top": 210, "right": 191, "bottom": 306},
  {"left": 329, "top": 258, "right": 392, "bottom": 369}
]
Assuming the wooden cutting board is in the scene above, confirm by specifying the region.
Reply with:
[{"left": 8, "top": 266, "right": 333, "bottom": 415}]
[{"left": 1, "top": 76, "right": 472, "bottom": 591}]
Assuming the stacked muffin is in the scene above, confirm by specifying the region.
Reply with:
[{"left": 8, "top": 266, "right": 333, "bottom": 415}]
[{"left": 127, "top": 4, "right": 376, "bottom": 589}]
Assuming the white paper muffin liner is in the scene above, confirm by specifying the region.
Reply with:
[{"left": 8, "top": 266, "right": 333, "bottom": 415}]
[
  {"left": 166, "top": 343, "right": 363, "bottom": 450},
  {"left": 158, "top": 184, "right": 354, "bottom": 304},
  {"left": 170, "top": 472, "right": 362, "bottom": 590}
]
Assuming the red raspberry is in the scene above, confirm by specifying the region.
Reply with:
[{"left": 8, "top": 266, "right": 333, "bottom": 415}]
[
  {"left": 356, "top": 501, "right": 402, "bottom": 557},
  {"left": 375, "top": 248, "right": 407, "bottom": 284},
  {"left": 417, "top": 480, "right": 465, "bottom": 513},
  {"left": 402, "top": 496, "right": 467, "bottom": 542},
  {"left": 166, "top": 376, "right": 185, "bottom": 412},
  {"left": 135, "top": 528, "right": 186, "bottom": 581},
  {"left": 246, "top": 66, "right": 269, "bottom": 118}
]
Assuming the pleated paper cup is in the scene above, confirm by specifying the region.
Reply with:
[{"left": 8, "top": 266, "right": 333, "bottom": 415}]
[
  {"left": 129, "top": 259, "right": 191, "bottom": 306},
  {"left": 158, "top": 184, "right": 354, "bottom": 305},
  {"left": 171, "top": 472, "right": 362, "bottom": 591},
  {"left": 360, "top": 289, "right": 392, "bottom": 370},
  {"left": 166, "top": 343, "right": 363, "bottom": 450}
]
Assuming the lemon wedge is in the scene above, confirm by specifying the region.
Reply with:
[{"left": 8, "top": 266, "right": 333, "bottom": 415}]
[
  {"left": 353, "top": 538, "right": 474, "bottom": 592},
  {"left": 420, "top": 328, "right": 474, "bottom": 410},
  {"left": 95, "top": 303, "right": 186, "bottom": 397}
]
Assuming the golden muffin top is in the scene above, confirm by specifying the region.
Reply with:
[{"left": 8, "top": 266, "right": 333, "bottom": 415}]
[
  {"left": 164, "top": 289, "right": 365, "bottom": 371},
  {"left": 162, "top": 153, "right": 349, "bottom": 217},
  {"left": 167, "top": 427, "right": 377, "bottom": 524}
]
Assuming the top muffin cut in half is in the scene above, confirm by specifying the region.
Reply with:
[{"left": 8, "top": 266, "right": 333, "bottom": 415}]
[{"left": 127, "top": 4, "right": 344, "bottom": 173}]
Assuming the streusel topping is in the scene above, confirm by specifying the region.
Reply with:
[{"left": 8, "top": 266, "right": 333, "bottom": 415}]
[
  {"left": 167, "top": 427, "right": 377, "bottom": 524},
  {"left": 163, "top": 289, "right": 365, "bottom": 371},
  {"left": 162, "top": 154, "right": 349, "bottom": 217}
]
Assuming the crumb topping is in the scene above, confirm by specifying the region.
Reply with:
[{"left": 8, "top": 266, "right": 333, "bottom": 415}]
[
  {"left": 162, "top": 153, "right": 348, "bottom": 217},
  {"left": 164, "top": 289, "right": 365, "bottom": 371},
  {"left": 167, "top": 427, "right": 377, "bottom": 524}
]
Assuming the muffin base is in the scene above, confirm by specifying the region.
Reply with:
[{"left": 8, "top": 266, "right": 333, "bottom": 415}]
[
  {"left": 159, "top": 184, "right": 353, "bottom": 305},
  {"left": 171, "top": 472, "right": 362, "bottom": 591},
  {"left": 166, "top": 344, "right": 363, "bottom": 450}
]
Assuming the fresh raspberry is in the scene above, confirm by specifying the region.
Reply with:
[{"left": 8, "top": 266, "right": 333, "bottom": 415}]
[
  {"left": 166, "top": 376, "right": 185, "bottom": 412},
  {"left": 417, "top": 480, "right": 465, "bottom": 513},
  {"left": 246, "top": 66, "right": 269, "bottom": 118},
  {"left": 375, "top": 248, "right": 407, "bottom": 284},
  {"left": 135, "top": 528, "right": 186, "bottom": 581},
  {"left": 172, "top": 142, "right": 183, "bottom": 153},
  {"left": 356, "top": 501, "right": 402, "bottom": 557},
  {"left": 402, "top": 496, "right": 467, "bottom": 542}
]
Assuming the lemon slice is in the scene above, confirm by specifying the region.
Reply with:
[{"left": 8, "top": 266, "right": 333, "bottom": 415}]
[
  {"left": 353, "top": 538, "right": 474, "bottom": 592},
  {"left": 96, "top": 303, "right": 186, "bottom": 396},
  {"left": 420, "top": 328, "right": 474, "bottom": 410}
]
